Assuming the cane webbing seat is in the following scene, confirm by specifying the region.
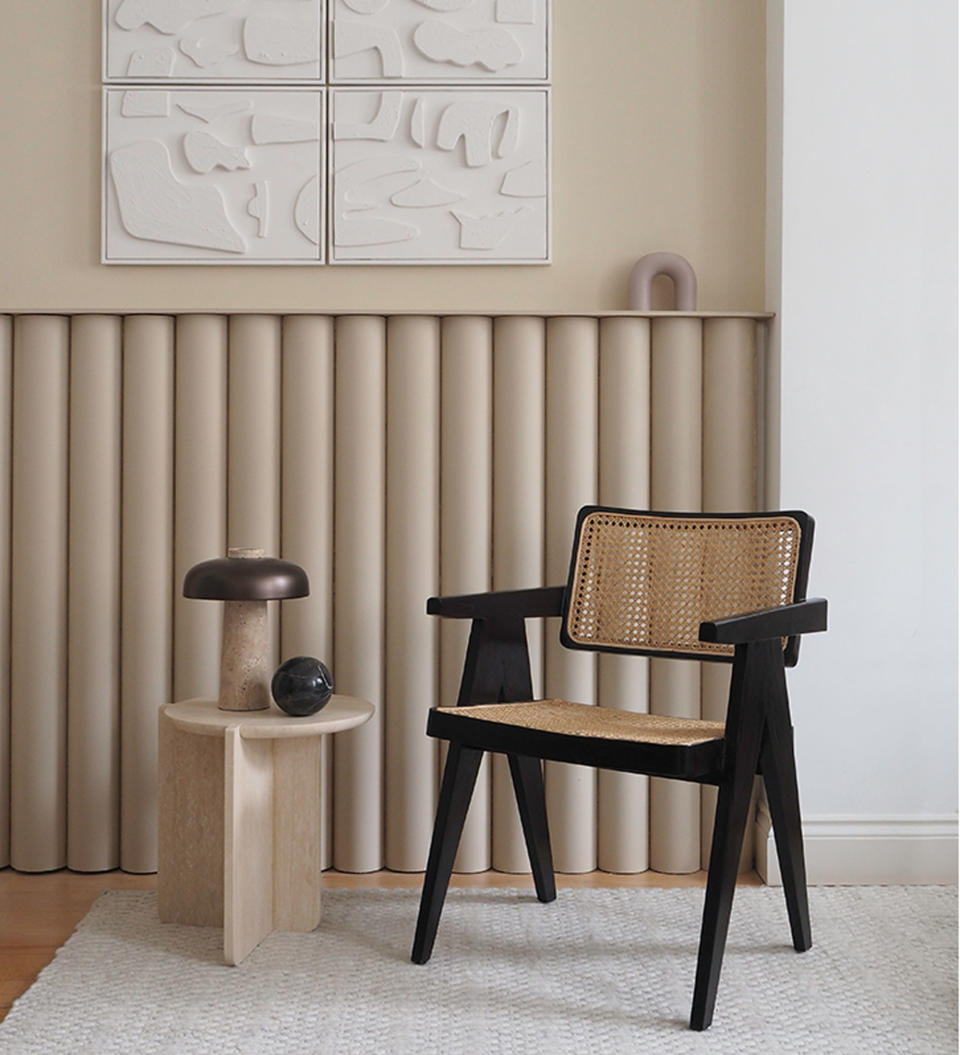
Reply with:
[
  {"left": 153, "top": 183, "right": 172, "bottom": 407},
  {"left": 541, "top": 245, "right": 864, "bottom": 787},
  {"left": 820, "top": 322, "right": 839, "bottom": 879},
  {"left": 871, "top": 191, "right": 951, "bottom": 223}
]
[
  {"left": 438, "top": 699, "right": 725, "bottom": 746},
  {"left": 562, "top": 510, "right": 803, "bottom": 662},
  {"left": 430, "top": 699, "right": 728, "bottom": 781}
]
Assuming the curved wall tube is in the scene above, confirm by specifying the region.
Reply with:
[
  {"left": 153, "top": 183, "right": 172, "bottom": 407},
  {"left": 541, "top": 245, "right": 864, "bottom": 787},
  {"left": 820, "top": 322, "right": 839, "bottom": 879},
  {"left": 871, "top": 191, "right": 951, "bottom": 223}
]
[
  {"left": 68, "top": 316, "right": 121, "bottom": 871},
  {"left": 173, "top": 315, "right": 227, "bottom": 705},
  {"left": 649, "top": 317, "right": 703, "bottom": 874},
  {"left": 700, "top": 317, "right": 759, "bottom": 871},
  {"left": 11, "top": 316, "right": 68, "bottom": 871},
  {"left": 491, "top": 316, "right": 546, "bottom": 873},
  {"left": 280, "top": 315, "right": 335, "bottom": 869},
  {"left": 597, "top": 318, "right": 651, "bottom": 873},
  {"left": 441, "top": 317, "right": 493, "bottom": 873},
  {"left": 385, "top": 316, "right": 440, "bottom": 872},
  {"left": 227, "top": 316, "right": 281, "bottom": 670},
  {"left": 333, "top": 317, "right": 386, "bottom": 872},
  {"left": 120, "top": 315, "right": 173, "bottom": 873},
  {"left": 544, "top": 317, "right": 598, "bottom": 874},
  {"left": 0, "top": 318, "right": 9, "bottom": 868}
]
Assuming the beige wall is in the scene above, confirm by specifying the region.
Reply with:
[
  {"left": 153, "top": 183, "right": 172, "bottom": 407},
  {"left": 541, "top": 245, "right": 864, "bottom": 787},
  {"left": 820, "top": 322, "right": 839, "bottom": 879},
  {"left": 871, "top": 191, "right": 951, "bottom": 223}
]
[{"left": 0, "top": 2, "right": 765, "bottom": 313}]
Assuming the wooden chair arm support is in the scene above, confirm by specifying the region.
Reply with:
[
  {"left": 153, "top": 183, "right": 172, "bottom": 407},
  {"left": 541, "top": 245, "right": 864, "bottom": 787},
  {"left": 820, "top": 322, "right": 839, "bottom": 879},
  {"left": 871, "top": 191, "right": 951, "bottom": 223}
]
[
  {"left": 699, "top": 598, "right": 828, "bottom": 645},
  {"left": 426, "top": 586, "right": 566, "bottom": 621}
]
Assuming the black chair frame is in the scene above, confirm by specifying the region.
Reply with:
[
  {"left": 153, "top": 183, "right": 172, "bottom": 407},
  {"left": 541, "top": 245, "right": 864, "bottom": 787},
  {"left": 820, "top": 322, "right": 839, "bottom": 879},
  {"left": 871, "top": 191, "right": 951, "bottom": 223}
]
[{"left": 411, "top": 508, "right": 827, "bottom": 1031}]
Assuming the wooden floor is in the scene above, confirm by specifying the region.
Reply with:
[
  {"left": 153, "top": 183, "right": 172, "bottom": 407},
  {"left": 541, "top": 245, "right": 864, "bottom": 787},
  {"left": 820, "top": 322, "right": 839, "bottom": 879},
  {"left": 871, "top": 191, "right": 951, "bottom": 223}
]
[{"left": 0, "top": 867, "right": 761, "bottom": 1023}]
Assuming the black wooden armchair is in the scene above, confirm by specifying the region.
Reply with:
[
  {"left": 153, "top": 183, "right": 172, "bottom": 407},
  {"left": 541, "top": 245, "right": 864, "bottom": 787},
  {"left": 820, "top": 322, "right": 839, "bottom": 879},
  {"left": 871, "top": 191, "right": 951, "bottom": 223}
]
[{"left": 411, "top": 507, "right": 827, "bottom": 1031}]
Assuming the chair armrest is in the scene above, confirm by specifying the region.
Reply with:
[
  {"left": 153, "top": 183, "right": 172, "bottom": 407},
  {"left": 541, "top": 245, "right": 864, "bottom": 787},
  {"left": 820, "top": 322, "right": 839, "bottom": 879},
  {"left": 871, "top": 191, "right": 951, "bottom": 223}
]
[
  {"left": 426, "top": 586, "right": 565, "bottom": 620},
  {"left": 698, "top": 598, "right": 827, "bottom": 645}
]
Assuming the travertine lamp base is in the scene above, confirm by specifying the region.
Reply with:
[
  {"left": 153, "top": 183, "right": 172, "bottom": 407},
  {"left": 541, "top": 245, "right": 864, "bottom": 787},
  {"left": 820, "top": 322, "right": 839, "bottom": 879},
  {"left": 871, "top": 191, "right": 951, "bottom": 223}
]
[{"left": 219, "top": 549, "right": 271, "bottom": 711}]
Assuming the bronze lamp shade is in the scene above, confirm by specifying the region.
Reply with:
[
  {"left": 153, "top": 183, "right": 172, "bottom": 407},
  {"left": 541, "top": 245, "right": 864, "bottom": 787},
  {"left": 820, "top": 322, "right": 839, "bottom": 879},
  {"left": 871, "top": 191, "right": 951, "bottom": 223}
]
[{"left": 183, "top": 555, "right": 309, "bottom": 601}]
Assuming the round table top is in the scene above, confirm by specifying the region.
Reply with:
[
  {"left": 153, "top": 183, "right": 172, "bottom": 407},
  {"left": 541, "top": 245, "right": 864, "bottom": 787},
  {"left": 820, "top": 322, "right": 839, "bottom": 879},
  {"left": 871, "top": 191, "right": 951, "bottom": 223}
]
[{"left": 162, "top": 696, "right": 374, "bottom": 739}]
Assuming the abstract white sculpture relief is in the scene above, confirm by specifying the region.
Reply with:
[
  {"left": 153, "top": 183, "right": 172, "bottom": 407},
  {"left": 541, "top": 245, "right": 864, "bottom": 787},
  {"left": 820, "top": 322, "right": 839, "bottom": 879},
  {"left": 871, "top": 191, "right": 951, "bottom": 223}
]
[
  {"left": 110, "top": 140, "right": 247, "bottom": 253},
  {"left": 183, "top": 130, "right": 250, "bottom": 173},
  {"left": 330, "top": 0, "right": 548, "bottom": 82},
  {"left": 102, "top": 0, "right": 551, "bottom": 263},
  {"left": 179, "top": 35, "right": 239, "bottom": 69},
  {"left": 127, "top": 48, "right": 177, "bottom": 77},
  {"left": 330, "top": 88, "right": 548, "bottom": 262},
  {"left": 122, "top": 90, "right": 171, "bottom": 116},
  {"left": 242, "top": 16, "right": 321, "bottom": 67},
  {"left": 104, "top": 0, "right": 325, "bottom": 81},
  {"left": 412, "top": 21, "right": 523, "bottom": 73},
  {"left": 114, "top": 0, "right": 239, "bottom": 35},
  {"left": 496, "top": 0, "right": 535, "bottom": 25},
  {"left": 103, "top": 88, "right": 324, "bottom": 262},
  {"left": 247, "top": 180, "right": 269, "bottom": 236}
]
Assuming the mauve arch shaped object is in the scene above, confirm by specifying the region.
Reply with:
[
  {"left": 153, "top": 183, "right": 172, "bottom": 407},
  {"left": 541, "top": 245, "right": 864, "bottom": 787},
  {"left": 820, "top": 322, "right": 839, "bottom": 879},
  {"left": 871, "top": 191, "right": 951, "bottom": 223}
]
[{"left": 629, "top": 252, "right": 698, "bottom": 311}]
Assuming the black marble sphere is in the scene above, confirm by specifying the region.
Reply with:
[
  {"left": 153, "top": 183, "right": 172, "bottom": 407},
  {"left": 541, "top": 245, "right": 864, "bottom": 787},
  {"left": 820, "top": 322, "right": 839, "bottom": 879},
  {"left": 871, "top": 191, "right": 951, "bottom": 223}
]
[{"left": 271, "top": 656, "right": 334, "bottom": 717}]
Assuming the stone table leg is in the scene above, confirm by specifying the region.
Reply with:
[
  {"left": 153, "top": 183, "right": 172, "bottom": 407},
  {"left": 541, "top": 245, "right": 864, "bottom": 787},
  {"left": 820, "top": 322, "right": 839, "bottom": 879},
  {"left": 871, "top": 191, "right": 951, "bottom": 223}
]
[
  {"left": 223, "top": 730, "right": 324, "bottom": 965},
  {"left": 158, "top": 712, "right": 224, "bottom": 928}
]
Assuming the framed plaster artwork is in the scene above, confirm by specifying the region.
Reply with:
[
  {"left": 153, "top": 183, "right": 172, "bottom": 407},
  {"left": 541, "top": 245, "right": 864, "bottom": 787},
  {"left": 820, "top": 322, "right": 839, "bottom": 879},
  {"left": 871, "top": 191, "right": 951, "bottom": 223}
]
[
  {"left": 101, "top": 0, "right": 551, "bottom": 265},
  {"left": 103, "top": 89, "right": 325, "bottom": 263},
  {"left": 329, "top": 0, "right": 549, "bottom": 83}
]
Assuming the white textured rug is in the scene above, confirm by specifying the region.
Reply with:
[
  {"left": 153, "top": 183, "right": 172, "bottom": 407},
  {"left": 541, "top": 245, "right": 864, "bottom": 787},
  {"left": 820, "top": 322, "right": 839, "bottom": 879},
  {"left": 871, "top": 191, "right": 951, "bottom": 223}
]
[{"left": 0, "top": 887, "right": 955, "bottom": 1054}]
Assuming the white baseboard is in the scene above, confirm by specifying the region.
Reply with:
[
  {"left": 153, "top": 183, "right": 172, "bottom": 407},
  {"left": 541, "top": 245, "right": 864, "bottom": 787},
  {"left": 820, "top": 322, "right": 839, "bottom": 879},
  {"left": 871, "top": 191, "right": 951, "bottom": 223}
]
[{"left": 754, "top": 812, "right": 958, "bottom": 885}]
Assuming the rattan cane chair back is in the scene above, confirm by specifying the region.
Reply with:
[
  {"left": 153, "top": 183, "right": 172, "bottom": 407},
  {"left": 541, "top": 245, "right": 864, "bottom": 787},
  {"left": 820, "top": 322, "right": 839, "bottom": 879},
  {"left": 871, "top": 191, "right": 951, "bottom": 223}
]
[{"left": 561, "top": 508, "right": 813, "bottom": 665}]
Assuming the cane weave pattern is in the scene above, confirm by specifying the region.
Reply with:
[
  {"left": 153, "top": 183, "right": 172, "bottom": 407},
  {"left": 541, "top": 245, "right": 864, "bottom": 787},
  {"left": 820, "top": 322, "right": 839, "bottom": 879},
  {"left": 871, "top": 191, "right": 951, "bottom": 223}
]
[
  {"left": 440, "top": 700, "right": 726, "bottom": 746},
  {"left": 565, "top": 512, "right": 802, "bottom": 659}
]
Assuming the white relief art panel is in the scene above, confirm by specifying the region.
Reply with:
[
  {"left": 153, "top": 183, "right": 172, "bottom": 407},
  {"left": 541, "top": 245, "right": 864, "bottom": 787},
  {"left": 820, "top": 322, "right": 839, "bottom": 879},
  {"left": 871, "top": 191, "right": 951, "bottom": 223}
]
[
  {"left": 104, "top": 0, "right": 325, "bottom": 82},
  {"left": 330, "top": 88, "right": 548, "bottom": 263},
  {"left": 330, "top": 0, "right": 549, "bottom": 83},
  {"left": 103, "top": 88, "right": 324, "bottom": 262}
]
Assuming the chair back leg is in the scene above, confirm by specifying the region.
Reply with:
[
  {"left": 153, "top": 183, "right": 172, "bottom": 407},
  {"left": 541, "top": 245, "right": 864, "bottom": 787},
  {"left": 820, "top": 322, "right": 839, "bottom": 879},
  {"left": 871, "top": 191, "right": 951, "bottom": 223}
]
[
  {"left": 411, "top": 743, "right": 484, "bottom": 964},
  {"left": 507, "top": 753, "right": 556, "bottom": 903},
  {"left": 760, "top": 726, "right": 812, "bottom": 951}
]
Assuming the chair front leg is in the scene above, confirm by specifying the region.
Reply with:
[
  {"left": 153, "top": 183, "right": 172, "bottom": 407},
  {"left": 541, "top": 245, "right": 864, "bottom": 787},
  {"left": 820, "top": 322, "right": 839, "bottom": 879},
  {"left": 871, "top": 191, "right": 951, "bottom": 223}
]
[
  {"left": 411, "top": 743, "right": 484, "bottom": 965},
  {"left": 690, "top": 755, "right": 760, "bottom": 1030},
  {"left": 507, "top": 753, "right": 556, "bottom": 904},
  {"left": 690, "top": 640, "right": 771, "bottom": 1031}
]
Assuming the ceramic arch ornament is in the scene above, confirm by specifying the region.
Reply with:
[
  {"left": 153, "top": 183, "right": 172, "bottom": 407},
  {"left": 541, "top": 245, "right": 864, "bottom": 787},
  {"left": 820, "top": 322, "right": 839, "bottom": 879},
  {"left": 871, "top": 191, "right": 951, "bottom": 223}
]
[{"left": 628, "top": 252, "right": 699, "bottom": 311}]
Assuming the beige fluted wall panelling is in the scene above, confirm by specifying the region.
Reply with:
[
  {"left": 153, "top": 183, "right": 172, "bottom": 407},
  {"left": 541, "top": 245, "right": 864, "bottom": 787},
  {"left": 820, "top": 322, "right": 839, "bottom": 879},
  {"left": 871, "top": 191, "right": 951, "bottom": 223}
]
[
  {"left": 0, "top": 312, "right": 768, "bottom": 875},
  {"left": 67, "top": 315, "right": 122, "bottom": 871},
  {"left": 385, "top": 317, "right": 440, "bottom": 871},
  {"left": 173, "top": 316, "right": 227, "bottom": 705},
  {"left": 10, "top": 317, "right": 69, "bottom": 872},
  {"left": 544, "top": 318, "right": 599, "bottom": 874},
  {"left": 333, "top": 317, "right": 386, "bottom": 872},
  {"left": 649, "top": 317, "right": 703, "bottom": 874},
  {"left": 120, "top": 316, "right": 174, "bottom": 873},
  {"left": 0, "top": 319, "right": 10, "bottom": 869},
  {"left": 280, "top": 315, "right": 336, "bottom": 870},
  {"left": 491, "top": 316, "right": 546, "bottom": 873},
  {"left": 597, "top": 318, "right": 652, "bottom": 874},
  {"left": 440, "top": 317, "right": 493, "bottom": 874}
]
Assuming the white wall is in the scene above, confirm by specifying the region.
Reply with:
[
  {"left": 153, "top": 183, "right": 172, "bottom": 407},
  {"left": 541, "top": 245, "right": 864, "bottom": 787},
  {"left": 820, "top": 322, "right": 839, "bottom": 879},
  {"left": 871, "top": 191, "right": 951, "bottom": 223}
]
[{"left": 765, "top": 0, "right": 958, "bottom": 881}]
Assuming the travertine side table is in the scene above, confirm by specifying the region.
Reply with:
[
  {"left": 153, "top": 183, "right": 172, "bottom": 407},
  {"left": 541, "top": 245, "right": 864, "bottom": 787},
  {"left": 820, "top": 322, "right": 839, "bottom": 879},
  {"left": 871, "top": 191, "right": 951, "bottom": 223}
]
[{"left": 158, "top": 696, "right": 373, "bottom": 965}]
